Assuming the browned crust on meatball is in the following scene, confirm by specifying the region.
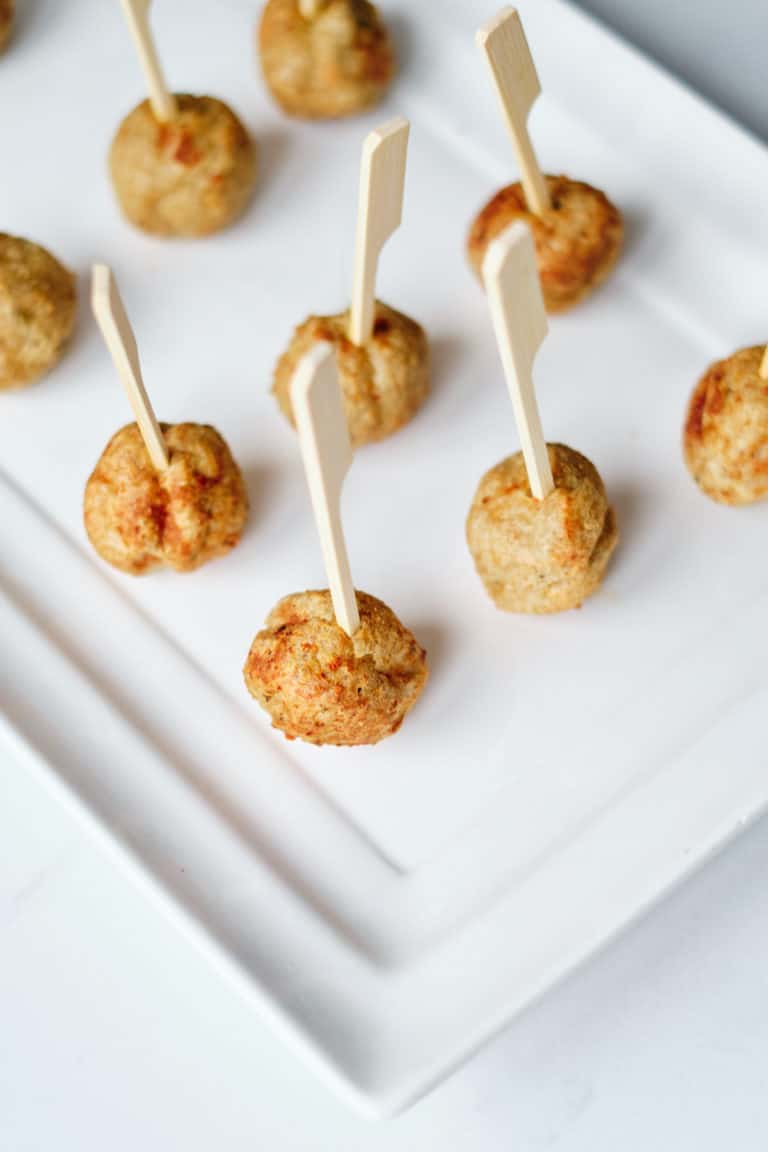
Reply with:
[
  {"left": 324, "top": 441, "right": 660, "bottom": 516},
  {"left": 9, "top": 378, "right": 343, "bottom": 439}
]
[
  {"left": 0, "top": 0, "right": 14, "bottom": 52},
  {"left": 0, "top": 234, "right": 77, "bottom": 390},
  {"left": 243, "top": 590, "right": 428, "bottom": 746},
  {"left": 683, "top": 345, "right": 768, "bottom": 506},
  {"left": 109, "top": 95, "right": 257, "bottom": 237},
  {"left": 273, "top": 301, "right": 430, "bottom": 447},
  {"left": 467, "top": 176, "right": 623, "bottom": 313},
  {"left": 259, "top": 0, "right": 394, "bottom": 119},
  {"left": 84, "top": 422, "right": 249, "bottom": 574},
  {"left": 466, "top": 444, "right": 618, "bottom": 613}
]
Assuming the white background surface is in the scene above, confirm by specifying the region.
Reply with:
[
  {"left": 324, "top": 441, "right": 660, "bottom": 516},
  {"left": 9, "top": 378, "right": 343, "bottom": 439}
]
[{"left": 3, "top": 0, "right": 768, "bottom": 1148}]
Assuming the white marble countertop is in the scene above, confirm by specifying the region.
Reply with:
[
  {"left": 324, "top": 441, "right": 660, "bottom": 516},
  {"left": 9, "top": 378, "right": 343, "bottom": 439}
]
[{"left": 3, "top": 1, "right": 767, "bottom": 1148}]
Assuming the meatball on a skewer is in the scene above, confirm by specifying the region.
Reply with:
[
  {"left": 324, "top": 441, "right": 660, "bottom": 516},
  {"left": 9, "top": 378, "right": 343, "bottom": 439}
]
[
  {"left": 274, "top": 118, "right": 429, "bottom": 447},
  {"left": 85, "top": 421, "right": 249, "bottom": 575},
  {"left": 273, "top": 301, "right": 428, "bottom": 447},
  {"left": 467, "top": 223, "right": 617, "bottom": 613},
  {"left": 259, "top": 0, "right": 394, "bottom": 120},
  {"left": 684, "top": 345, "right": 768, "bottom": 506},
  {"left": 467, "top": 8, "right": 622, "bottom": 312},
  {"left": 111, "top": 1, "right": 256, "bottom": 236},
  {"left": 0, "top": 234, "right": 77, "bottom": 391},
  {"left": 248, "top": 344, "right": 427, "bottom": 745},
  {"left": 245, "top": 590, "right": 427, "bottom": 745},
  {"left": 468, "top": 444, "right": 617, "bottom": 613},
  {"left": 85, "top": 265, "right": 248, "bottom": 575}
]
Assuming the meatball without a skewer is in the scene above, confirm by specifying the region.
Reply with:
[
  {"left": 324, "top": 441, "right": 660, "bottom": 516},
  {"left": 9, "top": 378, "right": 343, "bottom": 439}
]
[
  {"left": 467, "top": 176, "right": 623, "bottom": 313},
  {"left": 0, "top": 0, "right": 13, "bottom": 52},
  {"left": 244, "top": 590, "right": 428, "bottom": 746},
  {"left": 684, "top": 345, "right": 768, "bottom": 506},
  {"left": 467, "top": 444, "right": 618, "bottom": 614},
  {"left": 273, "top": 301, "right": 429, "bottom": 447},
  {"left": 259, "top": 0, "right": 394, "bottom": 119},
  {"left": 0, "top": 234, "right": 77, "bottom": 391},
  {"left": 109, "top": 95, "right": 257, "bottom": 237},
  {"left": 84, "top": 422, "right": 249, "bottom": 575}
]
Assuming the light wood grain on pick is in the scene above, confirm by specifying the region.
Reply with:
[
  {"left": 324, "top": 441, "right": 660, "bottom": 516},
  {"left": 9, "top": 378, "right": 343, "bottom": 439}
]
[
  {"left": 291, "top": 344, "right": 360, "bottom": 636},
  {"left": 91, "top": 264, "right": 169, "bottom": 472},
  {"left": 349, "top": 116, "right": 410, "bottom": 347},
  {"left": 478, "top": 7, "right": 550, "bottom": 216},
  {"left": 120, "top": 0, "right": 176, "bottom": 122},
  {"left": 760, "top": 345, "right": 768, "bottom": 380},
  {"left": 483, "top": 222, "right": 554, "bottom": 500}
]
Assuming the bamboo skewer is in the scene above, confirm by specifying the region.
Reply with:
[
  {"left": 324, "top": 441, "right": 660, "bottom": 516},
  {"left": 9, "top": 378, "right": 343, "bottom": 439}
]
[
  {"left": 477, "top": 7, "right": 550, "bottom": 216},
  {"left": 120, "top": 0, "right": 177, "bottom": 122},
  {"left": 91, "top": 264, "right": 169, "bottom": 472},
  {"left": 483, "top": 222, "right": 554, "bottom": 500},
  {"left": 349, "top": 117, "right": 410, "bottom": 347},
  {"left": 760, "top": 344, "right": 768, "bottom": 380},
  {"left": 291, "top": 343, "right": 360, "bottom": 637}
]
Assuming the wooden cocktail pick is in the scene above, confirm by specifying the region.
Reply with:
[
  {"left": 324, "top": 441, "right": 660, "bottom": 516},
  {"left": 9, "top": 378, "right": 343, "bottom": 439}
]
[
  {"left": 349, "top": 116, "right": 410, "bottom": 347},
  {"left": 760, "top": 345, "right": 768, "bottom": 380},
  {"left": 477, "top": 7, "right": 550, "bottom": 216},
  {"left": 291, "top": 343, "right": 360, "bottom": 636},
  {"left": 91, "top": 264, "right": 169, "bottom": 472},
  {"left": 483, "top": 221, "right": 554, "bottom": 499},
  {"left": 120, "top": 0, "right": 177, "bottom": 123}
]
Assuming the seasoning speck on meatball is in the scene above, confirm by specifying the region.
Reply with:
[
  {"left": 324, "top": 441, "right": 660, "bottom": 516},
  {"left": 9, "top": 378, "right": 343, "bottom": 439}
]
[
  {"left": 0, "top": 234, "right": 77, "bottom": 391},
  {"left": 0, "top": 0, "right": 14, "bottom": 52},
  {"left": 109, "top": 95, "right": 257, "bottom": 237},
  {"left": 273, "top": 301, "right": 429, "bottom": 447},
  {"left": 467, "top": 444, "right": 618, "bottom": 613},
  {"left": 684, "top": 345, "right": 768, "bottom": 506},
  {"left": 259, "top": 0, "right": 394, "bottom": 120},
  {"left": 84, "top": 422, "right": 249, "bottom": 575},
  {"left": 244, "top": 590, "right": 428, "bottom": 746},
  {"left": 467, "top": 176, "right": 623, "bottom": 313}
]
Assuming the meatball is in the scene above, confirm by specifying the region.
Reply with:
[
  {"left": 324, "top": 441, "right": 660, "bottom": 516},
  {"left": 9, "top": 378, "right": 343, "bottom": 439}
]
[
  {"left": 0, "top": 0, "right": 13, "bottom": 52},
  {"left": 467, "top": 444, "right": 618, "bottom": 613},
  {"left": 244, "top": 590, "right": 428, "bottom": 746},
  {"left": 84, "top": 422, "right": 249, "bottom": 575},
  {"left": 684, "top": 345, "right": 768, "bottom": 505},
  {"left": 467, "top": 176, "right": 623, "bottom": 313},
  {"left": 0, "top": 234, "right": 77, "bottom": 391},
  {"left": 109, "top": 95, "right": 257, "bottom": 237},
  {"left": 273, "top": 301, "right": 429, "bottom": 447},
  {"left": 259, "top": 0, "right": 394, "bottom": 119}
]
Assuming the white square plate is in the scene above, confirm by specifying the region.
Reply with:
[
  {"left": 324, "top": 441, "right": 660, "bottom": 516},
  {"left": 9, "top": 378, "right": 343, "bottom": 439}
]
[{"left": 2, "top": 0, "right": 767, "bottom": 1117}]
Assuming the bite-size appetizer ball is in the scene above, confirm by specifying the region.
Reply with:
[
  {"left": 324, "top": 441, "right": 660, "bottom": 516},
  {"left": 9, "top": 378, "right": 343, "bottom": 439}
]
[
  {"left": 244, "top": 590, "right": 428, "bottom": 746},
  {"left": 273, "top": 301, "right": 429, "bottom": 447},
  {"left": 109, "top": 95, "right": 257, "bottom": 237},
  {"left": 259, "top": 0, "right": 394, "bottom": 119},
  {"left": 84, "top": 422, "right": 249, "bottom": 575},
  {"left": 0, "top": 0, "right": 13, "bottom": 52},
  {"left": 467, "top": 176, "right": 623, "bottom": 313},
  {"left": 684, "top": 345, "right": 768, "bottom": 506},
  {"left": 467, "top": 444, "right": 617, "bottom": 613},
  {"left": 0, "top": 234, "right": 77, "bottom": 391}
]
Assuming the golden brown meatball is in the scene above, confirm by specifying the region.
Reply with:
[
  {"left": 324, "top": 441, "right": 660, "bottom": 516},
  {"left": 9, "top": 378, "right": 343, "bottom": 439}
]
[
  {"left": 0, "top": 0, "right": 14, "bottom": 52},
  {"left": 683, "top": 345, "right": 768, "bottom": 505},
  {"left": 467, "top": 444, "right": 618, "bottom": 613},
  {"left": 84, "top": 422, "right": 249, "bottom": 575},
  {"left": 0, "top": 234, "right": 77, "bottom": 391},
  {"left": 109, "top": 95, "right": 257, "bottom": 237},
  {"left": 259, "top": 0, "right": 394, "bottom": 119},
  {"left": 467, "top": 176, "right": 623, "bottom": 313},
  {"left": 273, "top": 301, "right": 429, "bottom": 447},
  {"left": 244, "top": 590, "right": 427, "bottom": 746}
]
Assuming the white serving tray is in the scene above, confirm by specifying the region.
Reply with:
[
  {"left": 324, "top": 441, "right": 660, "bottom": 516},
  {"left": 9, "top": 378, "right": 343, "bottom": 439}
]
[{"left": 2, "top": 0, "right": 768, "bottom": 1118}]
